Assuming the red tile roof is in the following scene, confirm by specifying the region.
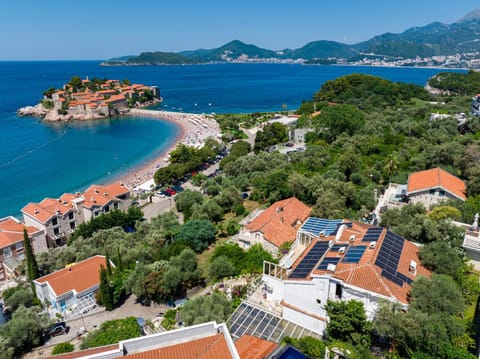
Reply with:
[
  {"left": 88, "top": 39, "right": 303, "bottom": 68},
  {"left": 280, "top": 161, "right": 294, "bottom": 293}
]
[
  {"left": 123, "top": 334, "right": 232, "bottom": 359},
  {"left": 0, "top": 217, "right": 42, "bottom": 249},
  {"left": 22, "top": 197, "right": 74, "bottom": 224},
  {"left": 82, "top": 182, "right": 129, "bottom": 209},
  {"left": 235, "top": 335, "right": 277, "bottom": 359},
  {"left": 47, "top": 344, "right": 118, "bottom": 359},
  {"left": 246, "top": 198, "right": 311, "bottom": 248},
  {"left": 407, "top": 167, "right": 466, "bottom": 200},
  {"left": 290, "top": 221, "right": 430, "bottom": 304},
  {"left": 34, "top": 255, "right": 106, "bottom": 297}
]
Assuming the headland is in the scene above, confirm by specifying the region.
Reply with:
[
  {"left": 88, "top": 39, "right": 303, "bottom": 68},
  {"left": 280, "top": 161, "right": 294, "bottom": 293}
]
[{"left": 17, "top": 77, "right": 161, "bottom": 121}]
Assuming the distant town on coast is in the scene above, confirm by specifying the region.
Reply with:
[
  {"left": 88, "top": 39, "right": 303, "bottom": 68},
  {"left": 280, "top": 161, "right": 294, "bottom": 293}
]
[{"left": 101, "top": 9, "right": 480, "bottom": 69}]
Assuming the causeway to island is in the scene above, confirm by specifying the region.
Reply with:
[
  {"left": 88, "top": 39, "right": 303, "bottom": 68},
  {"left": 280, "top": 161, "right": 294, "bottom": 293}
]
[{"left": 17, "top": 76, "right": 161, "bottom": 121}]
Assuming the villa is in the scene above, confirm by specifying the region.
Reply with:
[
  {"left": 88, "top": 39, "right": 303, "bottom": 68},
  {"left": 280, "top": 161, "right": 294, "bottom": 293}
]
[
  {"left": 22, "top": 182, "right": 131, "bottom": 246},
  {"left": 258, "top": 218, "right": 430, "bottom": 335},
  {"left": 237, "top": 197, "right": 311, "bottom": 255},
  {"left": 376, "top": 167, "right": 466, "bottom": 214},
  {"left": 34, "top": 255, "right": 107, "bottom": 314},
  {"left": 0, "top": 216, "right": 47, "bottom": 282}
]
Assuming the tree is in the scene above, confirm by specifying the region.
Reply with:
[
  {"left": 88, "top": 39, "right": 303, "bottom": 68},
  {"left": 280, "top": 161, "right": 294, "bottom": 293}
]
[
  {"left": 409, "top": 274, "right": 464, "bottom": 316},
  {"left": 0, "top": 305, "right": 48, "bottom": 356},
  {"left": 96, "top": 264, "right": 114, "bottom": 310},
  {"left": 169, "top": 248, "right": 202, "bottom": 288},
  {"left": 124, "top": 263, "right": 151, "bottom": 299},
  {"left": 174, "top": 189, "right": 204, "bottom": 220},
  {"left": 23, "top": 229, "right": 39, "bottom": 282},
  {"left": 325, "top": 299, "right": 370, "bottom": 346},
  {"left": 282, "top": 336, "right": 326, "bottom": 359},
  {"left": 419, "top": 240, "right": 463, "bottom": 276},
  {"left": 80, "top": 317, "right": 141, "bottom": 349},
  {"left": 181, "top": 292, "right": 233, "bottom": 326},
  {"left": 209, "top": 256, "right": 236, "bottom": 281},
  {"left": 254, "top": 122, "right": 288, "bottom": 152},
  {"left": 3, "top": 285, "right": 36, "bottom": 312},
  {"left": 175, "top": 220, "right": 215, "bottom": 252},
  {"left": 51, "top": 342, "right": 75, "bottom": 355}
]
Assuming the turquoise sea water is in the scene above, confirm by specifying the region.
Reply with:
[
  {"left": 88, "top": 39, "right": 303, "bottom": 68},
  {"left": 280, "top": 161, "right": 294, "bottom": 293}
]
[{"left": 0, "top": 62, "right": 465, "bottom": 217}]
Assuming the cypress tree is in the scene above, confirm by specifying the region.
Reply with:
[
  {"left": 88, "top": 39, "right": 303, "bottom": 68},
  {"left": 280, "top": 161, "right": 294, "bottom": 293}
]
[
  {"left": 98, "top": 264, "right": 113, "bottom": 310},
  {"left": 23, "top": 228, "right": 39, "bottom": 281}
]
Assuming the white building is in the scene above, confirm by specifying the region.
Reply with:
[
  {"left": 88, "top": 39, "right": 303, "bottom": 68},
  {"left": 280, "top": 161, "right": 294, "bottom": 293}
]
[
  {"left": 261, "top": 218, "right": 430, "bottom": 335},
  {"left": 34, "top": 255, "right": 107, "bottom": 314}
]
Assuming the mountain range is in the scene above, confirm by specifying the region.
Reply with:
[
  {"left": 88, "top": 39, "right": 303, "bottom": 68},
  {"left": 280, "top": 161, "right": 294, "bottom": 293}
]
[{"left": 102, "top": 9, "right": 480, "bottom": 66}]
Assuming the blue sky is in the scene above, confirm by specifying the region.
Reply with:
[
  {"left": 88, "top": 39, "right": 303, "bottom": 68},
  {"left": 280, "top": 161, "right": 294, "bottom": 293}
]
[{"left": 0, "top": 0, "right": 478, "bottom": 60}]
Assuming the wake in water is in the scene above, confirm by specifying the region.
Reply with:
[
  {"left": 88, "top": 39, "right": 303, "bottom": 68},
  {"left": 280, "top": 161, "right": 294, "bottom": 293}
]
[{"left": 0, "top": 125, "right": 69, "bottom": 169}]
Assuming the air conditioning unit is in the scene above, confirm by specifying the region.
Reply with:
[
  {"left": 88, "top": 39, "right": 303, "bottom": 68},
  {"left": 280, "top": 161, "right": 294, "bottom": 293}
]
[
  {"left": 339, "top": 247, "right": 346, "bottom": 254},
  {"left": 327, "top": 263, "right": 337, "bottom": 272},
  {"left": 328, "top": 240, "right": 334, "bottom": 247},
  {"left": 369, "top": 241, "right": 376, "bottom": 249},
  {"left": 409, "top": 260, "right": 417, "bottom": 274},
  {"left": 349, "top": 235, "right": 356, "bottom": 242}
]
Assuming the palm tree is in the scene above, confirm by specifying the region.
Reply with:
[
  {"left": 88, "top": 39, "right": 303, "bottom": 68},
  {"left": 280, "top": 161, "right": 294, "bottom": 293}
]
[{"left": 383, "top": 154, "right": 399, "bottom": 183}]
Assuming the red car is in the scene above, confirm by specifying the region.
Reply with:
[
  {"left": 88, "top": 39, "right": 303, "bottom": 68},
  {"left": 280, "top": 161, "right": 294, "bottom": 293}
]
[{"left": 166, "top": 188, "right": 177, "bottom": 195}]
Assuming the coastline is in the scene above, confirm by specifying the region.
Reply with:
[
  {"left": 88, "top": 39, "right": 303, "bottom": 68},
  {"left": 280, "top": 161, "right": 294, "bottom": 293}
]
[{"left": 117, "top": 109, "right": 221, "bottom": 191}]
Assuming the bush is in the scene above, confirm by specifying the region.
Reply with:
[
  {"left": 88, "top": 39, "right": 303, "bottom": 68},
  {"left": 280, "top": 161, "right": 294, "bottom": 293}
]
[
  {"left": 80, "top": 317, "right": 141, "bottom": 349},
  {"left": 51, "top": 342, "right": 74, "bottom": 355}
]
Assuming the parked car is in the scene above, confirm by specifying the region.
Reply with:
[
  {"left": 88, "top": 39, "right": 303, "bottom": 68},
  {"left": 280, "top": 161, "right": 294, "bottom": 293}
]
[
  {"left": 156, "top": 191, "right": 165, "bottom": 198},
  {"left": 161, "top": 190, "right": 171, "bottom": 197},
  {"left": 48, "top": 322, "right": 68, "bottom": 337},
  {"left": 172, "top": 185, "right": 184, "bottom": 193},
  {"left": 166, "top": 188, "right": 177, "bottom": 195}
]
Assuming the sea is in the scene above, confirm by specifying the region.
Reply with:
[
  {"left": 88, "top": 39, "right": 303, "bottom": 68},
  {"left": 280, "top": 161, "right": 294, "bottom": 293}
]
[{"left": 0, "top": 61, "right": 466, "bottom": 218}]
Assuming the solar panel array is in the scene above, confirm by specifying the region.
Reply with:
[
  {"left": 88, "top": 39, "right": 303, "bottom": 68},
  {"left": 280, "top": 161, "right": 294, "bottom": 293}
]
[
  {"left": 330, "top": 244, "right": 346, "bottom": 252},
  {"left": 374, "top": 231, "right": 412, "bottom": 287},
  {"left": 362, "top": 227, "right": 383, "bottom": 242},
  {"left": 343, "top": 246, "right": 367, "bottom": 263},
  {"left": 317, "top": 257, "right": 340, "bottom": 270},
  {"left": 289, "top": 241, "right": 330, "bottom": 278},
  {"left": 228, "top": 302, "right": 322, "bottom": 343},
  {"left": 300, "top": 218, "right": 343, "bottom": 237}
]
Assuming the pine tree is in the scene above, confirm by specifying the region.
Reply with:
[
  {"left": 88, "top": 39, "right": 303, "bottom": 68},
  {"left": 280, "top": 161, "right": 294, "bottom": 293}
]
[
  {"left": 98, "top": 264, "right": 113, "bottom": 310},
  {"left": 23, "top": 228, "right": 39, "bottom": 281}
]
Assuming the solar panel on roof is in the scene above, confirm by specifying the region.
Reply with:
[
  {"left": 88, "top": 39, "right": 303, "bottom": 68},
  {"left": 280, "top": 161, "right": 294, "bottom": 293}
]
[
  {"left": 343, "top": 246, "right": 367, "bottom": 263},
  {"left": 362, "top": 227, "right": 383, "bottom": 242},
  {"left": 289, "top": 241, "right": 330, "bottom": 278},
  {"left": 374, "top": 230, "right": 412, "bottom": 287},
  {"left": 299, "top": 218, "right": 343, "bottom": 237},
  {"left": 330, "top": 244, "right": 346, "bottom": 252}
]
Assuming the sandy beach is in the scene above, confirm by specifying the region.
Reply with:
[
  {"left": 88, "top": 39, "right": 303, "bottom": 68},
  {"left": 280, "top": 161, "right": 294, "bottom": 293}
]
[{"left": 119, "top": 109, "right": 221, "bottom": 190}]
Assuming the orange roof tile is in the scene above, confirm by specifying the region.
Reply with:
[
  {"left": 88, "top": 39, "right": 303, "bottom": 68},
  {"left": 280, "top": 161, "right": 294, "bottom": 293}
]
[
  {"left": 22, "top": 196, "right": 74, "bottom": 224},
  {"left": 246, "top": 198, "right": 311, "bottom": 248},
  {"left": 123, "top": 334, "right": 232, "bottom": 359},
  {"left": 34, "top": 255, "right": 106, "bottom": 296},
  {"left": 235, "top": 335, "right": 277, "bottom": 359},
  {"left": 0, "top": 217, "right": 42, "bottom": 249},
  {"left": 407, "top": 167, "right": 466, "bottom": 200},
  {"left": 82, "top": 182, "right": 129, "bottom": 209}
]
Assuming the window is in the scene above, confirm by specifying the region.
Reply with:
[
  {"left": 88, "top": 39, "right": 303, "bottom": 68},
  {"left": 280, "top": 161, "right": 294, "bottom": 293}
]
[
  {"left": 439, "top": 190, "right": 445, "bottom": 197},
  {"left": 68, "top": 212, "right": 74, "bottom": 220},
  {"left": 3, "top": 247, "right": 12, "bottom": 258},
  {"left": 70, "top": 221, "right": 76, "bottom": 230},
  {"left": 94, "top": 211, "right": 99, "bottom": 217},
  {"left": 15, "top": 243, "right": 23, "bottom": 251},
  {"left": 53, "top": 227, "right": 61, "bottom": 236},
  {"left": 52, "top": 217, "right": 58, "bottom": 226},
  {"left": 429, "top": 189, "right": 436, "bottom": 195},
  {"left": 104, "top": 205, "right": 109, "bottom": 213},
  {"left": 113, "top": 203, "right": 119, "bottom": 210}
]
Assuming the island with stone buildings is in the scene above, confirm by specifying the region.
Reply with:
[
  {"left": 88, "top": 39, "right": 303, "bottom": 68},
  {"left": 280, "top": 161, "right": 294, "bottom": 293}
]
[{"left": 17, "top": 76, "right": 161, "bottom": 121}]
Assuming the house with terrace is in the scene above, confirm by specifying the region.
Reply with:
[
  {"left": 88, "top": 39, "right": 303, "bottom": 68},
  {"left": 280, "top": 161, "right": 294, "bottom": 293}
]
[
  {"left": 22, "top": 182, "right": 131, "bottom": 246},
  {"left": 34, "top": 255, "right": 107, "bottom": 315},
  {"left": 260, "top": 218, "right": 430, "bottom": 335},
  {"left": 0, "top": 217, "right": 47, "bottom": 281},
  {"left": 237, "top": 197, "right": 311, "bottom": 255},
  {"left": 376, "top": 167, "right": 466, "bottom": 214}
]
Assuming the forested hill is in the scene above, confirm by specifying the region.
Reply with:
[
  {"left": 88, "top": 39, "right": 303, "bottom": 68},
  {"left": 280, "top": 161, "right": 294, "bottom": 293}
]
[
  {"left": 103, "top": 9, "right": 480, "bottom": 65},
  {"left": 428, "top": 70, "right": 480, "bottom": 95}
]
